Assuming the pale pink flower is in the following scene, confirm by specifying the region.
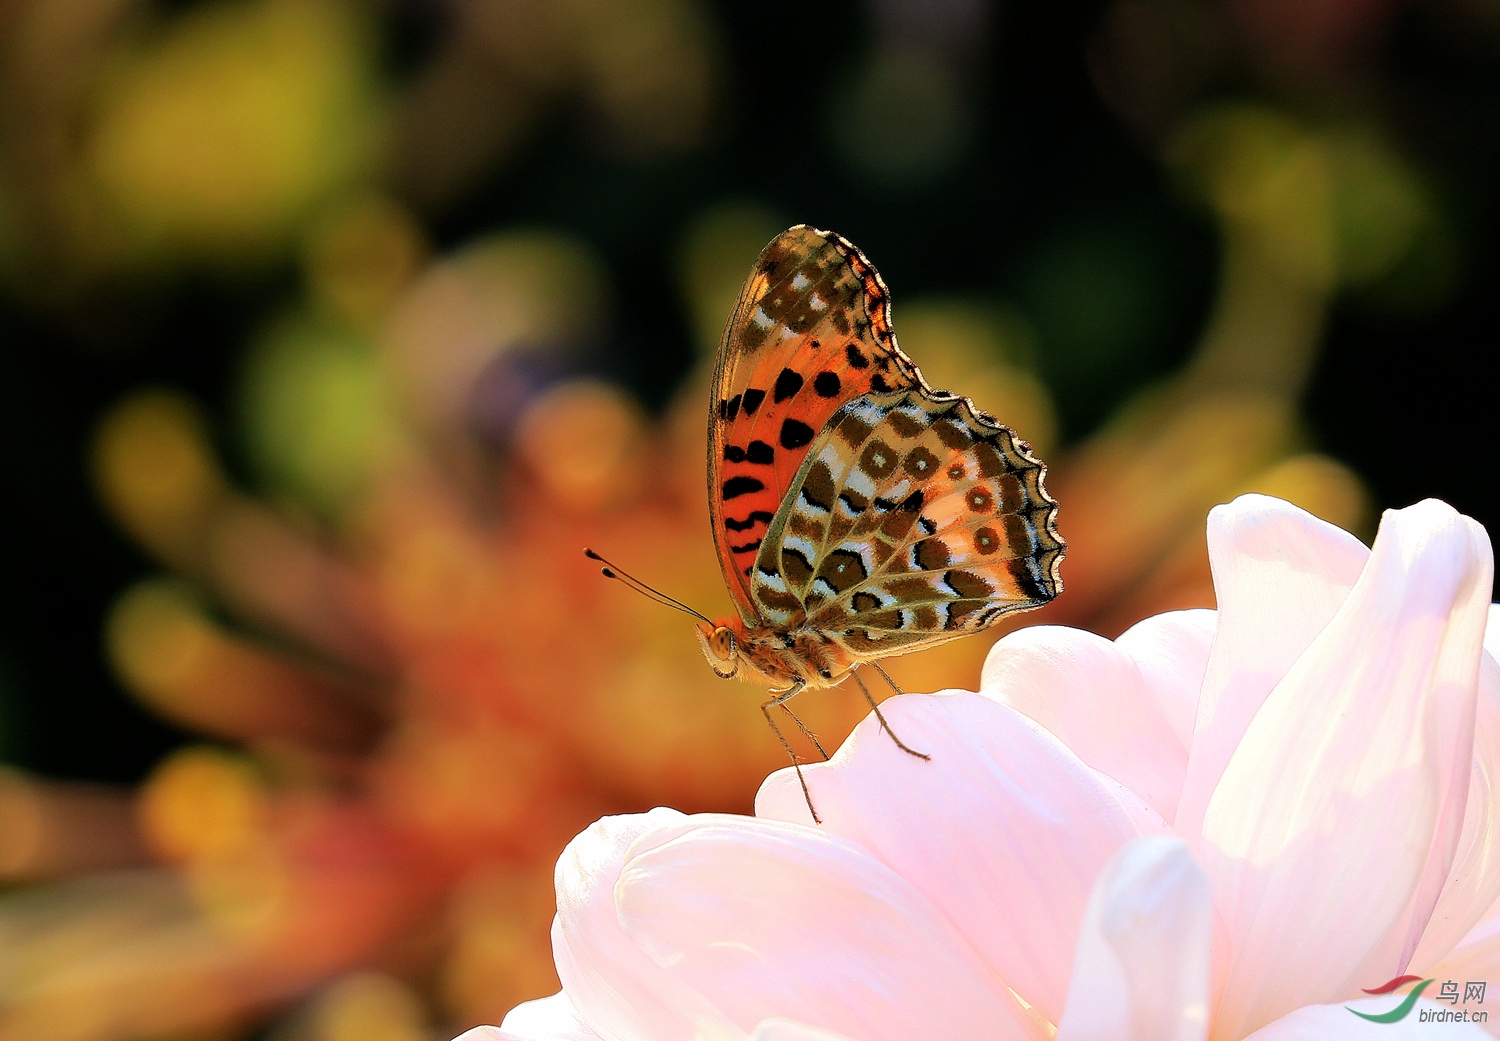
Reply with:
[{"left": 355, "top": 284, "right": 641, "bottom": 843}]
[{"left": 463, "top": 494, "right": 1500, "bottom": 1041}]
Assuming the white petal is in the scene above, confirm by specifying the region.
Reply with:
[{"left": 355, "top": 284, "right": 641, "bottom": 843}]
[
  {"left": 493, "top": 993, "right": 603, "bottom": 1041},
  {"left": 456, "top": 1029, "right": 512, "bottom": 1041},
  {"left": 1176, "top": 494, "right": 1370, "bottom": 843},
  {"left": 615, "top": 814, "right": 1040, "bottom": 1041},
  {"left": 1242, "top": 999, "right": 1494, "bottom": 1039},
  {"left": 550, "top": 808, "right": 738, "bottom": 1041},
  {"left": 1413, "top": 650, "right": 1500, "bottom": 968},
  {"left": 1202, "top": 501, "right": 1493, "bottom": 1039},
  {"left": 1114, "top": 609, "right": 1219, "bottom": 755},
  {"left": 1055, "top": 837, "right": 1213, "bottom": 1041},
  {"left": 750, "top": 1019, "right": 865, "bottom": 1041},
  {"left": 1428, "top": 902, "right": 1500, "bottom": 1014},
  {"left": 981, "top": 623, "right": 1193, "bottom": 822},
  {"left": 757, "top": 692, "right": 1167, "bottom": 1025}
]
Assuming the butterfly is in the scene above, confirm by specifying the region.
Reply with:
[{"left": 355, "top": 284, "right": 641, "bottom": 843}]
[{"left": 589, "top": 225, "right": 1063, "bottom": 821}]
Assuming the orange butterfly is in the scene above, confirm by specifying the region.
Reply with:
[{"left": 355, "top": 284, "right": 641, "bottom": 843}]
[{"left": 590, "top": 225, "right": 1063, "bottom": 820}]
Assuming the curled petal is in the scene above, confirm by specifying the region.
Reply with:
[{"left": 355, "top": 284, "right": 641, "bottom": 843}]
[
  {"left": 1202, "top": 500, "right": 1493, "bottom": 1039},
  {"left": 551, "top": 809, "right": 737, "bottom": 1041},
  {"left": 492, "top": 993, "right": 604, "bottom": 1041},
  {"left": 616, "top": 814, "right": 1040, "bottom": 1041},
  {"left": 757, "top": 692, "right": 1167, "bottom": 1025},
  {"left": 1241, "top": 1000, "right": 1493, "bottom": 1039},
  {"left": 1177, "top": 495, "right": 1370, "bottom": 843},
  {"left": 981, "top": 624, "right": 1195, "bottom": 822},
  {"left": 1055, "top": 837, "right": 1213, "bottom": 1041}
]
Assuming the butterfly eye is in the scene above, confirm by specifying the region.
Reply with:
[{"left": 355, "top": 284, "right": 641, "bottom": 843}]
[{"left": 710, "top": 626, "right": 737, "bottom": 660}]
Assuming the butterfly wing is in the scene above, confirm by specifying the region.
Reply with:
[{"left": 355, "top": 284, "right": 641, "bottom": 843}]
[
  {"left": 749, "top": 386, "right": 1063, "bottom": 662},
  {"left": 708, "top": 225, "right": 926, "bottom": 625}
]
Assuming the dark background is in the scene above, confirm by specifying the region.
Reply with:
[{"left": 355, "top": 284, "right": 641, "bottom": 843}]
[{"left": 1, "top": 0, "right": 1495, "bottom": 787}]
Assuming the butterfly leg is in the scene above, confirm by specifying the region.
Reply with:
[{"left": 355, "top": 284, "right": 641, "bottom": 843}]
[
  {"left": 780, "top": 702, "right": 830, "bottom": 761},
  {"left": 856, "top": 665, "right": 931, "bottom": 760},
  {"left": 761, "top": 680, "right": 822, "bottom": 824}
]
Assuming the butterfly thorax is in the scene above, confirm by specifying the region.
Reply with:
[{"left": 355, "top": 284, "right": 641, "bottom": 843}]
[{"left": 697, "top": 616, "right": 853, "bottom": 691}]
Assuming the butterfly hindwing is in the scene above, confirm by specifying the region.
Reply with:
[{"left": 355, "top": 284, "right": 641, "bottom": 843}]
[
  {"left": 750, "top": 388, "right": 1063, "bottom": 660},
  {"left": 708, "top": 226, "right": 925, "bottom": 625}
]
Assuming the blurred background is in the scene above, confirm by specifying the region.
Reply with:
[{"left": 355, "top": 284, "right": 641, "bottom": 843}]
[{"left": 0, "top": 0, "right": 1494, "bottom": 1037}]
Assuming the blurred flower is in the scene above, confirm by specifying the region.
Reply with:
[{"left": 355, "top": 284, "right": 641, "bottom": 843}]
[
  {"left": 83, "top": 0, "right": 384, "bottom": 267},
  {"left": 482, "top": 494, "right": 1498, "bottom": 1041},
  {"left": 395, "top": 0, "right": 719, "bottom": 207}
]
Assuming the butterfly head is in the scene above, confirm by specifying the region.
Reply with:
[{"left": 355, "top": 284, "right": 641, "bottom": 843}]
[{"left": 696, "top": 620, "right": 741, "bottom": 680}]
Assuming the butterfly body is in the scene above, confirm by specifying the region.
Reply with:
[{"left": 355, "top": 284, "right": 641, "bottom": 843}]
[
  {"left": 696, "top": 614, "right": 850, "bottom": 689},
  {"left": 704, "top": 226, "right": 1064, "bottom": 690}
]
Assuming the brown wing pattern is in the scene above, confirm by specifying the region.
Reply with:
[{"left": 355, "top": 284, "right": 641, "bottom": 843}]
[
  {"left": 749, "top": 388, "right": 1063, "bottom": 660},
  {"left": 708, "top": 226, "right": 927, "bottom": 625}
]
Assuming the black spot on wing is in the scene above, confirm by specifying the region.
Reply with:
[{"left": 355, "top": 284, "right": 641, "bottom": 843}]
[
  {"left": 870, "top": 373, "right": 892, "bottom": 394},
  {"left": 723, "top": 445, "right": 746, "bottom": 463},
  {"left": 780, "top": 418, "right": 814, "bottom": 449},
  {"left": 774, "top": 368, "right": 804, "bottom": 403},
  {"left": 814, "top": 371, "right": 841, "bottom": 398},
  {"left": 742, "top": 388, "right": 766, "bottom": 416},
  {"left": 746, "top": 440, "right": 775, "bottom": 464},
  {"left": 730, "top": 539, "right": 762, "bottom": 555},
  {"left": 721, "top": 393, "right": 741, "bottom": 420},
  {"left": 724, "top": 510, "right": 774, "bottom": 532},
  {"left": 846, "top": 344, "right": 869, "bottom": 368},
  {"left": 722, "top": 476, "right": 765, "bottom": 501}
]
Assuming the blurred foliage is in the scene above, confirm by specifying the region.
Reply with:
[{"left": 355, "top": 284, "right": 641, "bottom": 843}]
[{"left": 1, "top": 0, "right": 1496, "bottom": 1038}]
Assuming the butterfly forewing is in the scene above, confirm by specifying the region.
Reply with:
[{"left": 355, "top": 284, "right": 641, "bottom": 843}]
[
  {"left": 708, "top": 226, "right": 925, "bottom": 625},
  {"left": 749, "top": 387, "right": 1063, "bottom": 661}
]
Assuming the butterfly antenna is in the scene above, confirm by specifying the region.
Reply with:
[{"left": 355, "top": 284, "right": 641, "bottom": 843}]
[{"left": 584, "top": 549, "right": 714, "bottom": 625}]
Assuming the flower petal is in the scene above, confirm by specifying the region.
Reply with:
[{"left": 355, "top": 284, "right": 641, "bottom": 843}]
[
  {"left": 1412, "top": 650, "right": 1500, "bottom": 969},
  {"left": 981, "top": 623, "right": 1194, "bottom": 821},
  {"left": 756, "top": 692, "right": 1167, "bottom": 1025},
  {"left": 1176, "top": 494, "right": 1371, "bottom": 843},
  {"left": 1201, "top": 500, "right": 1493, "bottom": 1039},
  {"left": 1242, "top": 1000, "right": 1493, "bottom": 1039},
  {"left": 1055, "top": 837, "right": 1213, "bottom": 1041},
  {"left": 1114, "top": 609, "right": 1218, "bottom": 755},
  {"left": 491, "top": 993, "right": 604, "bottom": 1041},
  {"left": 750, "top": 1019, "right": 865, "bottom": 1041},
  {"left": 550, "top": 808, "right": 738, "bottom": 1041},
  {"left": 615, "top": 813, "right": 1040, "bottom": 1041}
]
